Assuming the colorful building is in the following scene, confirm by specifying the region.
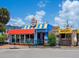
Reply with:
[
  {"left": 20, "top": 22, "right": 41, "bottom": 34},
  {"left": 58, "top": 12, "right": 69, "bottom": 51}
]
[
  {"left": 58, "top": 28, "right": 73, "bottom": 46},
  {"left": 7, "top": 23, "right": 52, "bottom": 46},
  {"left": 52, "top": 27, "right": 78, "bottom": 46},
  {"left": 6, "top": 17, "right": 79, "bottom": 46},
  {"left": 77, "top": 30, "right": 79, "bottom": 45}
]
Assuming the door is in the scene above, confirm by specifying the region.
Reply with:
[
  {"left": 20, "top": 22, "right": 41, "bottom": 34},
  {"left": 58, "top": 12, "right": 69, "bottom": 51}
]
[{"left": 37, "top": 32, "right": 45, "bottom": 45}]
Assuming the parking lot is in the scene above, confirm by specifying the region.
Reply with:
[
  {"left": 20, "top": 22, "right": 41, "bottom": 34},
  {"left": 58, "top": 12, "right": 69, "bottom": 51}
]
[{"left": 0, "top": 47, "right": 79, "bottom": 58}]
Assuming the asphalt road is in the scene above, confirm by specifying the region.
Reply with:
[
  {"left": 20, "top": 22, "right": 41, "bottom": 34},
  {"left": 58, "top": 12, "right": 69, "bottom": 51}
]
[{"left": 0, "top": 48, "right": 79, "bottom": 58}]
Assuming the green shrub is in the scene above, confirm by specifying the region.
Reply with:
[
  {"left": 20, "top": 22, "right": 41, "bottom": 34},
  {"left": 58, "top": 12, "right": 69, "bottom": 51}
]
[
  {"left": 48, "top": 34, "right": 56, "bottom": 46},
  {"left": 0, "top": 34, "right": 7, "bottom": 42}
]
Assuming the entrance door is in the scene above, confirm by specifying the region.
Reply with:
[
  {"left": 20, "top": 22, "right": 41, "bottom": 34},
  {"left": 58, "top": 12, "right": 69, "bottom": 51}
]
[
  {"left": 37, "top": 32, "right": 45, "bottom": 45},
  {"left": 12, "top": 35, "right": 15, "bottom": 43}
]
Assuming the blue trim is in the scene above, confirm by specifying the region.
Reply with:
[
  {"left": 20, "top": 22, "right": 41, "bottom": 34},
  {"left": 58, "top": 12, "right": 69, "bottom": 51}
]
[
  {"left": 36, "top": 29, "right": 48, "bottom": 32},
  {"left": 34, "top": 30, "right": 37, "bottom": 45},
  {"left": 45, "top": 32, "right": 48, "bottom": 42}
]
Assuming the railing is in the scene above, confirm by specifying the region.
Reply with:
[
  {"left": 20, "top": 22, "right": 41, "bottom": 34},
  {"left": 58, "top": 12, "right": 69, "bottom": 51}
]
[{"left": 59, "top": 38, "right": 72, "bottom": 46}]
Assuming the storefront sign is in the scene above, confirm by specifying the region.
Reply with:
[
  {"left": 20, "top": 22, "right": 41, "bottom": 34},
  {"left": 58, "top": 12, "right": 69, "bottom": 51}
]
[{"left": 59, "top": 29, "right": 72, "bottom": 34}]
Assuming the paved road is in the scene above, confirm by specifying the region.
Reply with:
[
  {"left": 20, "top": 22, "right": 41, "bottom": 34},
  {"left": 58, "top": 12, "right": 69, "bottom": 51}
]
[{"left": 0, "top": 48, "right": 79, "bottom": 58}]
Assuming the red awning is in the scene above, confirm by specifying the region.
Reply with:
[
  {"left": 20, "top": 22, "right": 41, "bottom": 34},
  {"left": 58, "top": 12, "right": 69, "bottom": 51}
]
[{"left": 8, "top": 29, "right": 35, "bottom": 35}]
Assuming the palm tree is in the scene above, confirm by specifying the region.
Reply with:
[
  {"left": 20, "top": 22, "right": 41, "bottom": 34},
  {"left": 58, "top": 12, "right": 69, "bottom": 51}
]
[
  {"left": 0, "top": 8, "right": 10, "bottom": 32},
  {"left": 0, "top": 8, "right": 10, "bottom": 24}
]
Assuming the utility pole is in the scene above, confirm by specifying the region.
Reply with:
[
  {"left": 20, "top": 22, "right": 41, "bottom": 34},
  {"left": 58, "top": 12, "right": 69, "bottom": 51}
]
[{"left": 66, "top": 19, "right": 69, "bottom": 28}]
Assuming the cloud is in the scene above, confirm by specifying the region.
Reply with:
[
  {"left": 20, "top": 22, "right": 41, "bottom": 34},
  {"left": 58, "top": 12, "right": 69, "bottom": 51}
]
[
  {"left": 24, "top": 0, "right": 47, "bottom": 24},
  {"left": 24, "top": 15, "right": 34, "bottom": 24},
  {"left": 55, "top": 17, "right": 65, "bottom": 25},
  {"left": 35, "top": 10, "right": 46, "bottom": 23},
  {"left": 7, "top": 0, "right": 47, "bottom": 26},
  {"left": 38, "top": 0, "right": 47, "bottom": 9},
  {"left": 54, "top": 0, "right": 79, "bottom": 29},
  {"left": 25, "top": 15, "right": 34, "bottom": 20},
  {"left": 7, "top": 17, "right": 25, "bottom": 26},
  {"left": 54, "top": 17, "right": 66, "bottom": 28},
  {"left": 25, "top": 10, "right": 46, "bottom": 24}
]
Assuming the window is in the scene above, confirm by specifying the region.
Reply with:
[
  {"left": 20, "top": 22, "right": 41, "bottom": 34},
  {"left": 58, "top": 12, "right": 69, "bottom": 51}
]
[
  {"left": 25, "top": 35, "right": 34, "bottom": 44},
  {"left": 30, "top": 34, "right": 34, "bottom": 39},
  {"left": 37, "top": 33, "right": 40, "bottom": 39},
  {"left": 77, "top": 34, "right": 79, "bottom": 39},
  {"left": 16, "top": 35, "right": 19, "bottom": 43},
  {"left": 12, "top": 35, "right": 15, "bottom": 43},
  {"left": 66, "top": 34, "right": 71, "bottom": 39},
  {"left": 30, "top": 34, "right": 34, "bottom": 43},
  {"left": 20, "top": 35, "right": 24, "bottom": 43},
  {"left": 60, "top": 34, "right": 65, "bottom": 38},
  {"left": 25, "top": 35, "right": 29, "bottom": 43}
]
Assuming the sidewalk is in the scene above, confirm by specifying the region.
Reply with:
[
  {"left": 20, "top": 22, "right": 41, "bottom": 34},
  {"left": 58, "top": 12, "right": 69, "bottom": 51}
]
[
  {"left": 0, "top": 44, "right": 29, "bottom": 49},
  {"left": 60, "top": 46, "right": 79, "bottom": 48},
  {"left": 0, "top": 45, "right": 79, "bottom": 49}
]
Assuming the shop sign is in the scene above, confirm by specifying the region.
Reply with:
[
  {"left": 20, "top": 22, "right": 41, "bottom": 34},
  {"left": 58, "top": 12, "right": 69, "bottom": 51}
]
[{"left": 59, "top": 29, "right": 72, "bottom": 33}]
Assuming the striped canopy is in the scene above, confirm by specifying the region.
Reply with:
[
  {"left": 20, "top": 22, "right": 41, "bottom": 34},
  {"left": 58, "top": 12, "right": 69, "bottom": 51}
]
[{"left": 23, "top": 23, "right": 48, "bottom": 29}]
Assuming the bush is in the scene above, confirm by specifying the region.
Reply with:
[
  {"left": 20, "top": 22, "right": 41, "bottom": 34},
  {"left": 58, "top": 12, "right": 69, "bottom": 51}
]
[
  {"left": 0, "top": 34, "right": 7, "bottom": 42},
  {"left": 48, "top": 33, "right": 56, "bottom": 46}
]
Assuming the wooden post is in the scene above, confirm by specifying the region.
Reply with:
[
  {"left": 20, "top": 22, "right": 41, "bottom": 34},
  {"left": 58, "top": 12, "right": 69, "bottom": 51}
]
[
  {"left": 19, "top": 35, "right": 21, "bottom": 44},
  {"left": 9, "top": 35, "right": 12, "bottom": 43},
  {"left": 15, "top": 35, "right": 16, "bottom": 44}
]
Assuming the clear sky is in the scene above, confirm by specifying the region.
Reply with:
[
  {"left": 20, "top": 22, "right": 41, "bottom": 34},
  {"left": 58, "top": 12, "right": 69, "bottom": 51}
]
[{"left": 0, "top": 0, "right": 62, "bottom": 26}]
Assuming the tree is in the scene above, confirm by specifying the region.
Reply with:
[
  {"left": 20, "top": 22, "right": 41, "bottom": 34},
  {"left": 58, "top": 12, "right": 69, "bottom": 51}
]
[
  {"left": 0, "top": 8, "right": 10, "bottom": 32},
  {"left": 0, "top": 8, "right": 10, "bottom": 43},
  {"left": 0, "top": 8, "right": 10, "bottom": 24},
  {"left": 48, "top": 33, "right": 56, "bottom": 46},
  {"left": 0, "top": 23, "right": 6, "bottom": 32}
]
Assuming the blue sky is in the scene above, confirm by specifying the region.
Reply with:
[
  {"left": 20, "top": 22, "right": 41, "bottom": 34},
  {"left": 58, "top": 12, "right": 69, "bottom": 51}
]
[
  {"left": 0, "top": 0, "right": 62, "bottom": 26},
  {"left": 1, "top": 0, "right": 79, "bottom": 29}
]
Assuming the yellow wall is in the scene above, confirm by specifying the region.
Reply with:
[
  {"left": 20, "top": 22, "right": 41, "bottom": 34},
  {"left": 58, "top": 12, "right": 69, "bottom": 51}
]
[
  {"left": 77, "top": 30, "right": 79, "bottom": 34},
  {"left": 59, "top": 28, "right": 72, "bottom": 34}
]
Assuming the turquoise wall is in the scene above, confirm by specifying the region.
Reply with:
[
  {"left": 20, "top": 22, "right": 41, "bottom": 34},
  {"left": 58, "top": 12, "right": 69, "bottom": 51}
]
[{"left": 34, "top": 24, "right": 53, "bottom": 45}]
